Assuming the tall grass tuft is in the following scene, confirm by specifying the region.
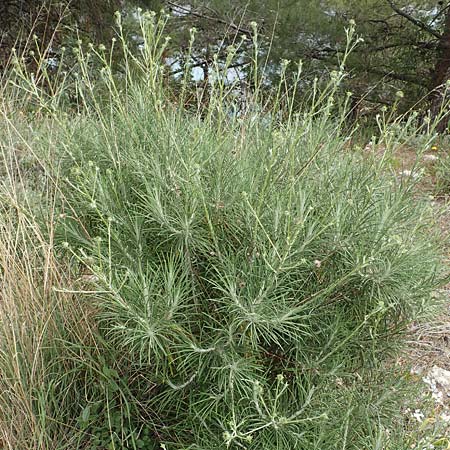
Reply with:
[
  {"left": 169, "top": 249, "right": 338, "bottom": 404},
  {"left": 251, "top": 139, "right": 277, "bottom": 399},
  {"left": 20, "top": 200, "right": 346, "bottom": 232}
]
[
  {"left": 0, "top": 11, "right": 447, "bottom": 449},
  {"left": 0, "top": 127, "right": 83, "bottom": 448}
]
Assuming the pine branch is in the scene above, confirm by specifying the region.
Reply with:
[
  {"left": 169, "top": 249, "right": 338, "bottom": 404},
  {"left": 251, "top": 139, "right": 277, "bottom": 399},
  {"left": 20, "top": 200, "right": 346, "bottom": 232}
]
[
  {"left": 166, "top": 1, "right": 253, "bottom": 36},
  {"left": 367, "top": 67, "right": 428, "bottom": 86},
  {"left": 386, "top": 0, "right": 442, "bottom": 39}
]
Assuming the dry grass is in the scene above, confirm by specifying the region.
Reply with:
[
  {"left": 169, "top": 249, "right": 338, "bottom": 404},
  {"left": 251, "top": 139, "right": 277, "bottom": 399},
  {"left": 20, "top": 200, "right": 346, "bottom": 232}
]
[{"left": 0, "top": 147, "right": 98, "bottom": 449}]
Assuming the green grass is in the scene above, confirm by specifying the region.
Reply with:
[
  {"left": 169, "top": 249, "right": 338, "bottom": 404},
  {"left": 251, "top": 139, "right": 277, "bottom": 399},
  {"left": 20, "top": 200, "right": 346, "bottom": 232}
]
[
  {"left": 433, "top": 145, "right": 450, "bottom": 196},
  {"left": 0, "top": 12, "right": 448, "bottom": 449}
]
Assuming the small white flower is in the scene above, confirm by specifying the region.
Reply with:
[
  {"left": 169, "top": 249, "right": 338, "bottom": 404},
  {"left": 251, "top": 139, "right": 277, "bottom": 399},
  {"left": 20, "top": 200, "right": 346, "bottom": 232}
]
[{"left": 412, "top": 409, "right": 424, "bottom": 422}]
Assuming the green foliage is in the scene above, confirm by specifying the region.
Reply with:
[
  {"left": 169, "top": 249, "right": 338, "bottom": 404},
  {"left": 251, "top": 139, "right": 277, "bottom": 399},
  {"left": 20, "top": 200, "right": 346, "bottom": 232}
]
[
  {"left": 42, "top": 32, "right": 443, "bottom": 448},
  {"left": 158, "top": 0, "right": 446, "bottom": 112},
  {"left": 0, "top": 11, "right": 447, "bottom": 450},
  {"left": 3, "top": 0, "right": 448, "bottom": 117}
]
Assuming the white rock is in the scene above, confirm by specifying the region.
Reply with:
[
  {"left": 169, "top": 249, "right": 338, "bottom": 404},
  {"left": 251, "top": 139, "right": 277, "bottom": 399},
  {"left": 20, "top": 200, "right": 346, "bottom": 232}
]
[{"left": 429, "top": 366, "right": 450, "bottom": 392}]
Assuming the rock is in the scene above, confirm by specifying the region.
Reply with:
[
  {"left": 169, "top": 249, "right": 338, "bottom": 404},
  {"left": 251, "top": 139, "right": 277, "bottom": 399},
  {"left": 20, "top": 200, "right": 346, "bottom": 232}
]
[
  {"left": 422, "top": 366, "right": 450, "bottom": 405},
  {"left": 430, "top": 366, "right": 450, "bottom": 392}
]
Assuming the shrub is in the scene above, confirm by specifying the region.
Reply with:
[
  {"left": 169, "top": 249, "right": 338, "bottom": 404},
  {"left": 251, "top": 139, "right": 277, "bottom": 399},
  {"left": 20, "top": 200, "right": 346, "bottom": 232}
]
[
  {"left": 44, "top": 88, "right": 443, "bottom": 448},
  {"left": 1, "top": 13, "right": 446, "bottom": 449}
]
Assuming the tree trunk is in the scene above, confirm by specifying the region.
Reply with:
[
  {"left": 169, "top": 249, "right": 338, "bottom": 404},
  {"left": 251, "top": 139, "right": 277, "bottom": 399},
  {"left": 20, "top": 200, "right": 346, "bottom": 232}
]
[{"left": 429, "top": 5, "right": 450, "bottom": 132}]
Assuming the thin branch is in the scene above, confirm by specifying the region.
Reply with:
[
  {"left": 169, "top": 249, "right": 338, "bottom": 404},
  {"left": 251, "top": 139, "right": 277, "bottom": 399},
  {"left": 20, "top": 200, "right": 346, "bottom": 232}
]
[
  {"left": 368, "top": 40, "right": 438, "bottom": 52},
  {"left": 367, "top": 67, "right": 428, "bottom": 87},
  {"left": 306, "top": 40, "right": 437, "bottom": 61},
  {"left": 170, "top": 59, "right": 250, "bottom": 77},
  {"left": 431, "top": 4, "right": 450, "bottom": 24},
  {"left": 166, "top": 1, "right": 253, "bottom": 36},
  {"left": 386, "top": 0, "right": 442, "bottom": 39}
]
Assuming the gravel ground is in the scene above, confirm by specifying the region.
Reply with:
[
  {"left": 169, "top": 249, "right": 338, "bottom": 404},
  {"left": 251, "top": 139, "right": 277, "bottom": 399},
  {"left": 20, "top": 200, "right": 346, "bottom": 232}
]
[{"left": 394, "top": 149, "right": 450, "bottom": 448}]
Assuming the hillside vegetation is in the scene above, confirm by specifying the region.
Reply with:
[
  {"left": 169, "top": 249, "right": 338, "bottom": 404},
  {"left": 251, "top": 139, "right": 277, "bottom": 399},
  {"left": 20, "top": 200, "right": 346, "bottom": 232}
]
[{"left": 0, "top": 15, "right": 448, "bottom": 450}]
